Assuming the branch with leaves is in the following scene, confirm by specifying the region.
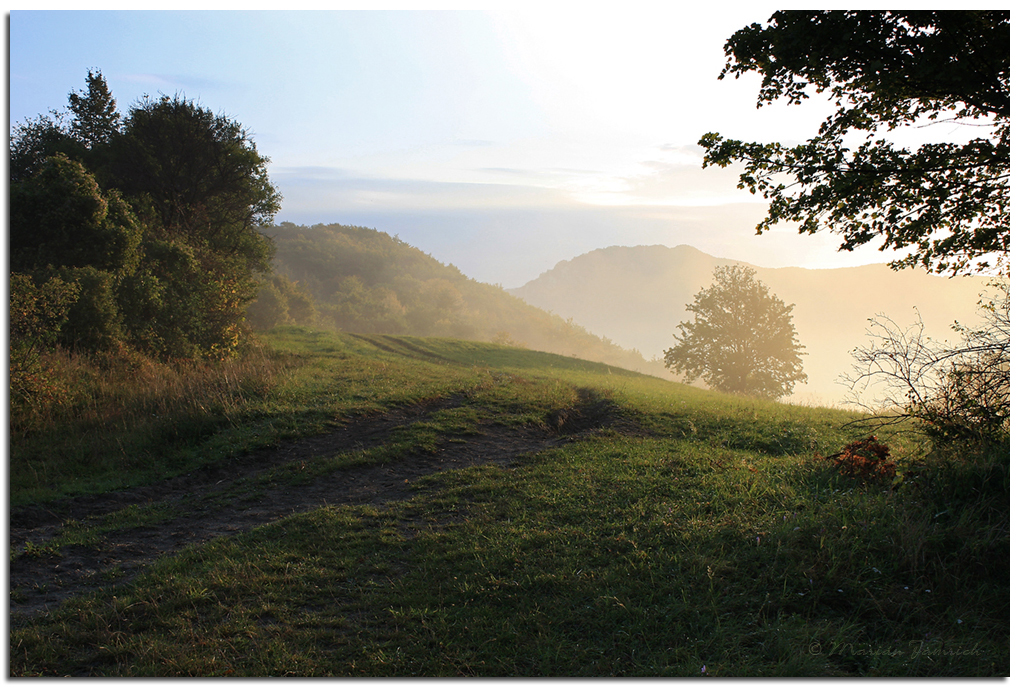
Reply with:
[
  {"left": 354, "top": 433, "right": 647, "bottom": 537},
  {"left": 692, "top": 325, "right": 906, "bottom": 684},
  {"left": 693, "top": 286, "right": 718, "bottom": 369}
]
[{"left": 701, "top": 10, "right": 1009, "bottom": 276}]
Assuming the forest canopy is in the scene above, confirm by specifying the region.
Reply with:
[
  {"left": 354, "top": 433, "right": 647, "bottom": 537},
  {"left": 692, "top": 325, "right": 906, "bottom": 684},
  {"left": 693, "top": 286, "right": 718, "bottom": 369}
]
[{"left": 10, "top": 70, "right": 281, "bottom": 363}]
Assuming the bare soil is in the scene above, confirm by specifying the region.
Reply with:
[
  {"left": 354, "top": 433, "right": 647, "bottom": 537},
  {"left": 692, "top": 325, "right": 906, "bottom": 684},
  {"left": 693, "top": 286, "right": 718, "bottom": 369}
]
[{"left": 9, "top": 391, "right": 624, "bottom": 619}]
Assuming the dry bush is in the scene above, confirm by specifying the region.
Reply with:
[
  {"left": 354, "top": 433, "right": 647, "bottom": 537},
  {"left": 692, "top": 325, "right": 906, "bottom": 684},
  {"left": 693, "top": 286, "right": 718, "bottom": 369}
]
[
  {"left": 842, "top": 280, "right": 1009, "bottom": 454},
  {"left": 820, "top": 436, "right": 897, "bottom": 484}
]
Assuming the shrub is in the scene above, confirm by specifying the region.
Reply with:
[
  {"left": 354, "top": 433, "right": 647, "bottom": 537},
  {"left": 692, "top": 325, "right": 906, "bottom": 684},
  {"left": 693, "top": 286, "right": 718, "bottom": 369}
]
[
  {"left": 843, "top": 280, "right": 1009, "bottom": 457},
  {"left": 821, "top": 436, "right": 897, "bottom": 484},
  {"left": 9, "top": 273, "right": 80, "bottom": 417}
]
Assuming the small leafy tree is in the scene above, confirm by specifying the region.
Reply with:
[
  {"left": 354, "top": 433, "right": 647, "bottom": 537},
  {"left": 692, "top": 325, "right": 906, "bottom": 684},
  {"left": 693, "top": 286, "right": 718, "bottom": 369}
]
[
  {"left": 9, "top": 113, "right": 81, "bottom": 184},
  {"left": 9, "top": 69, "right": 119, "bottom": 182},
  {"left": 9, "top": 153, "right": 145, "bottom": 353},
  {"left": 67, "top": 68, "right": 121, "bottom": 150},
  {"left": 10, "top": 153, "right": 142, "bottom": 276},
  {"left": 9, "top": 273, "right": 80, "bottom": 414},
  {"left": 664, "top": 265, "right": 807, "bottom": 399},
  {"left": 246, "top": 274, "right": 318, "bottom": 331}
]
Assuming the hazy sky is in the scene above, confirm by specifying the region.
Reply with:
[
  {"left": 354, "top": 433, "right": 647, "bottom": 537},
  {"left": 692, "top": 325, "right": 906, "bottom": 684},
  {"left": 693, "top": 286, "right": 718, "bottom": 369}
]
[{"left": 8, "top": 9, "right": 971, "bottom": 286}]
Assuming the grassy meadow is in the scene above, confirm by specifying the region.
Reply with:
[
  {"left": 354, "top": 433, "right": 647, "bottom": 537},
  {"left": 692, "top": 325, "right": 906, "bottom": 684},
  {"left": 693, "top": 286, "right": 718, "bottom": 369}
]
[{"left": 9, "top": 327, "right": 1009, "bottom": 676}]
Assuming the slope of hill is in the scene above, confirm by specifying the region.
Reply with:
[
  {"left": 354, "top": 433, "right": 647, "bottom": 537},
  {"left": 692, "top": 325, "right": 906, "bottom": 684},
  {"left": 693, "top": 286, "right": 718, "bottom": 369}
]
[
  {"left": 510, "top": 244, "right": 992, "bottom": 406},
  {"left": 10, "top": 329, "right": 1008, "bottom": 675},
  {"left": 255, "top": 223, "right": 661, "bottom": 377}
]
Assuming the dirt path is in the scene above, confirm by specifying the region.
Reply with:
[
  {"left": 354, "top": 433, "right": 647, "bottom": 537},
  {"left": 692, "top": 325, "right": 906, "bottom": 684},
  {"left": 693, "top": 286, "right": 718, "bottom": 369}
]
[{"left": 9, "top": 392, "right": 620, "bottom": 619}]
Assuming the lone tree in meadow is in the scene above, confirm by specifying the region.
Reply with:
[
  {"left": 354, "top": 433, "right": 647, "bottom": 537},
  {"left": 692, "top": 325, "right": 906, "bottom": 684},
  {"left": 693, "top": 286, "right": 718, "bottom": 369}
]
[
  {"left": 664, "top": 265, "right": 806, "bottom": 400},
  {"left": 699, "top": 11, "right": 1009, "bottom": 276}
]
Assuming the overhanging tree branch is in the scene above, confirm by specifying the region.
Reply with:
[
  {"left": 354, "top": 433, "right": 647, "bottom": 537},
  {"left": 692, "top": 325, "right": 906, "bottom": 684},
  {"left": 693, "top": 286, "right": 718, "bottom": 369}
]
[{"left": 700, "top": 10, "right": 1009, "bottom": 276}]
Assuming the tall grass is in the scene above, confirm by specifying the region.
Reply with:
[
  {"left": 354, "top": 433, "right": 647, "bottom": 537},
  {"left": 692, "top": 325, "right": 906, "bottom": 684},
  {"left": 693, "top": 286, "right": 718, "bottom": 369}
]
[
  {"left": 14, "top": 345, "right": 284, "bottom": 434},
  {"left": 10, "top": 343, "right": 291, "bottom": 505}
]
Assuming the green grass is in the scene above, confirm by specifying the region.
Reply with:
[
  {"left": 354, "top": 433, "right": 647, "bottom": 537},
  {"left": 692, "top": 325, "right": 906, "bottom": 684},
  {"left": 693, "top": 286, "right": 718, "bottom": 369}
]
[
  {"left": 9, "top": 326, "right": 1008, "bottom": 676},
  {"left": 10, "top": 329, "right": 502, "bottom": 506}
]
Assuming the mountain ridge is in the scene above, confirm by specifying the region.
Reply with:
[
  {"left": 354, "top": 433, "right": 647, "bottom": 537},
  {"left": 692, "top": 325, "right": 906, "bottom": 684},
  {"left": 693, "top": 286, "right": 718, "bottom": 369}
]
[{"left": 254, "top": 223, "right": 662, "bottom": 378}]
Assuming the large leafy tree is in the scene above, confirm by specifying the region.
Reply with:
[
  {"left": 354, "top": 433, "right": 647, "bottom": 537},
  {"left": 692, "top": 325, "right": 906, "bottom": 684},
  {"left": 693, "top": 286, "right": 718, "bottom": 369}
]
[
  {"left": 113, "top": 95, "right": 280, "bottom": 260},
  {"left": 664, "top": 265, "right": 807, "bottom": 399},
  {"left": 699, "top": 11, "right": 1009, "bottom": 275},
  {"left": 111, "top": 94, "right": 281, "bottom": 357}
]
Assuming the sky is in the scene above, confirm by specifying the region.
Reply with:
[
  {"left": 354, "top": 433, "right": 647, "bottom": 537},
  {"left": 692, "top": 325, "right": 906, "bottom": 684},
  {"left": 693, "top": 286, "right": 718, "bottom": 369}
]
[{"left": 7, "top": 8, "right": 971, "bottom": 287}]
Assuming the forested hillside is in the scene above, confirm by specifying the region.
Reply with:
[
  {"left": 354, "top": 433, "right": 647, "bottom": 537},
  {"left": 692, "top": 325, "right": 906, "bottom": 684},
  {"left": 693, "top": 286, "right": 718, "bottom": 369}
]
[{"left": 248, "top": 222, "right": 662, "bottom": 377}]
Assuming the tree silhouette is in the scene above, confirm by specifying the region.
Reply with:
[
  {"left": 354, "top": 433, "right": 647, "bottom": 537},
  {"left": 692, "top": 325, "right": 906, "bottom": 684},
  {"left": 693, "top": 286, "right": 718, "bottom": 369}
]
[{"left": 664, "top": 265, "right": 806, "bottom": 399}]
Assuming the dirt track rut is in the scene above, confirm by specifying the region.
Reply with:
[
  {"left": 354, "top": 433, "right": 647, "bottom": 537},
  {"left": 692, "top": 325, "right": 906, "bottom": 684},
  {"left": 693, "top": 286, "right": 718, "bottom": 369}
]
[{"left": 9, "top": 392, "right": 618, "bottom": 619}]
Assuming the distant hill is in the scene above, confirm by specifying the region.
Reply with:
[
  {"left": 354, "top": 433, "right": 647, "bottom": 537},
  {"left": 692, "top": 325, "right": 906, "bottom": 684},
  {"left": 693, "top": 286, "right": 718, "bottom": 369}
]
[
  {"left": 253, "top": 223, "right": 661, "bottom": 376},
  {"left": 510, "top": 245, "right": 993, "bottom": 406}
]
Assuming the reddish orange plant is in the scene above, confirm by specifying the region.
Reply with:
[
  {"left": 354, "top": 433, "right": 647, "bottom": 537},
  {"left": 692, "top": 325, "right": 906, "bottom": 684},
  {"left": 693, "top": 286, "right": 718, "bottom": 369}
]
[{"left": 821, "top": 436, "right": 897, "bottom": 484}]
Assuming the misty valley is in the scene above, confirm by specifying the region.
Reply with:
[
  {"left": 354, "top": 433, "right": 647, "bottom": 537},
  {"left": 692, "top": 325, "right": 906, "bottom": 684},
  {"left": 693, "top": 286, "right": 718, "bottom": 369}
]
[{"left": 252, "top": 222, "right": 994, "bottom": 409}]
